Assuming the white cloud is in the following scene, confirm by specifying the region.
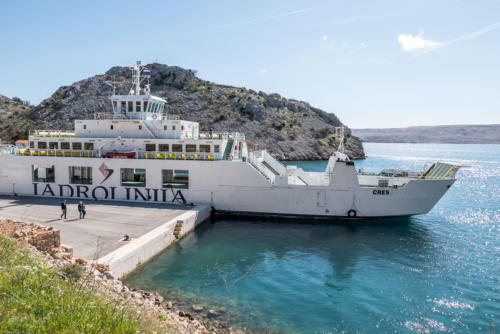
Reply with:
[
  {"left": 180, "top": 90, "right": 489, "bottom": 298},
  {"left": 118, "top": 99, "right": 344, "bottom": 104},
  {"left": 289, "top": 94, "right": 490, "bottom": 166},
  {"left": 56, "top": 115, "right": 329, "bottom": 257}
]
[
  {"left": 322, "top": 35, "right": 328, "bottom": 41},
  {"left": 398, "top": 32, "right": 441, "bottom": 51}
]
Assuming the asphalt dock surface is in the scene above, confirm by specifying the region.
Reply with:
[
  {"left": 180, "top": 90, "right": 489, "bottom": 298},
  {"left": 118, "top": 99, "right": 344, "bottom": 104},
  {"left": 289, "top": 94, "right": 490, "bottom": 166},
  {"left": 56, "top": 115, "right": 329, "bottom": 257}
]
[{"left": 0, "top": 195, "right": 198, "bottom": 259}]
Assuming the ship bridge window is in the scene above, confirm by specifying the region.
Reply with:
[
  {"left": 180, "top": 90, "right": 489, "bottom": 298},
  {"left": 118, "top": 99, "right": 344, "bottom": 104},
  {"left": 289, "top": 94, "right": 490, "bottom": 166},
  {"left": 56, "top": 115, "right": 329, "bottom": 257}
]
[
  {"left": 72, "top": 142, "right": 82, "bottom": 150},
  {"left": 113, "top": 101, "right": 117, "bottom": 112},
  {"left": 144, "top": 101, "right": 148, "bottom": 111},
  {"left": 199, "top": 145, "right": 211, "bottom": 152},
  {"left": 121, "top": 168, "right": 146, "bottom": 187},
  {"left": 162, "top": 169, "right": 189, "bottom": 189},
  {"left": 49, "top": 142, "right": 58, "bottom": 149},
  {"left": 84, "top": 143, "right": 94, "bottom": 150},
  {"left": 145, "top": 144, "right": 156, "bottom": 151},
  {"left": 159, "top": 144, "right": 169, "bottom": 152},
  {"left": 61, "top": 142, "right": 70, "bottom": 149},
  {"left": 33, "top": 165, "right": 55, "bottom": 183},
  {"left": 172, "top": 125, "right": 176, "bottom": 131},
  {"left": 186, "top": 144, "right": 196, "bottom": 152},
  {"left": 214, "top": 145, "right": 220, "bottom": 153},
  {"left": 70, "top": 166, "right": 92, "bottom": 185},
  {"left": 128, "top": 101, "right": 133, "bottom": 112},
  {"left": 38, "top": 142, "right": 47, "bottom": 149},
  {"left": 29, "top": 141, "right": 34, "bottom": 148},
  {"left": 172, "top": 144, "right": 182, "bottom": 152},
  {"left": 136, "top": 101, "right": 141, "bottom": 112},
  {"left": 121, "top": 101, "right": 126, "bottom": 113}
]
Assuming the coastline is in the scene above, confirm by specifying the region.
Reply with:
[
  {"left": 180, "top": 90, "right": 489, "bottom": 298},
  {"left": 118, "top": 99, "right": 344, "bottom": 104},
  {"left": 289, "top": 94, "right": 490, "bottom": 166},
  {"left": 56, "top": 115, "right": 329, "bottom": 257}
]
[{"left": 0, "top": 217, "right": 246, "bottom": 334}]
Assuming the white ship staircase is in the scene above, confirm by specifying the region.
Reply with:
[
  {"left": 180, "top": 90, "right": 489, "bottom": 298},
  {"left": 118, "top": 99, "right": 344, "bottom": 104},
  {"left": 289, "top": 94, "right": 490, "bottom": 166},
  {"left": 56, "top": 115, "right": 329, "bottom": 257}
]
[{"left": 248, "top": 150, "right": 314, "bottom": 185}]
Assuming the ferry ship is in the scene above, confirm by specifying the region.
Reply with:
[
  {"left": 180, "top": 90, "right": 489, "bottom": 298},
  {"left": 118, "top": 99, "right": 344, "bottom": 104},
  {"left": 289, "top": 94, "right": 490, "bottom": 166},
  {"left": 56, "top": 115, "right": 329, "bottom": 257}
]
[{"left": 0, "top": 62, "right": 462, "bottom": 218}]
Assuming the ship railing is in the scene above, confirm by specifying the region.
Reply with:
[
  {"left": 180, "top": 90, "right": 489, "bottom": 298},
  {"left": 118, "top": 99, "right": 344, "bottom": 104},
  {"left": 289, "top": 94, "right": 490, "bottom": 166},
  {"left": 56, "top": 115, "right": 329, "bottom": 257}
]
[
  {"left": 162, "top": 113, "right": 180, "bottom": 120},
  {"left": 31, "top": 130, "right": 76, "bottom": 137},
  {"left": 94, "top": 113, "right": 129, "bottom": 120},
  {"left": 199, "top": 132, "right": 245, "bottom": 140},
  {"left": 12, "top": 148, "right": 225, "bottom": 161}
]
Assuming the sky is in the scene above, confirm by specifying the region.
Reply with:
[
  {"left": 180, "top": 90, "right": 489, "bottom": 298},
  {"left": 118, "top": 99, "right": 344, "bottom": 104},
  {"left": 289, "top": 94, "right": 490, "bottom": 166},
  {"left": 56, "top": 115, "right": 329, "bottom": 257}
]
[{"left": 0, "top": 0, "right": 499, "bottom": 128}]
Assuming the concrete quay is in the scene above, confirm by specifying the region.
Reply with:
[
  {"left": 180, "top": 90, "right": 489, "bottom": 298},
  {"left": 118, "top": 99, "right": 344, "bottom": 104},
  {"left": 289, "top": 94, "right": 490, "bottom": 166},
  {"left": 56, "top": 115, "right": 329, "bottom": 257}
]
[{"left": 0, "top": 195, "right": 211, "bottom": 278}]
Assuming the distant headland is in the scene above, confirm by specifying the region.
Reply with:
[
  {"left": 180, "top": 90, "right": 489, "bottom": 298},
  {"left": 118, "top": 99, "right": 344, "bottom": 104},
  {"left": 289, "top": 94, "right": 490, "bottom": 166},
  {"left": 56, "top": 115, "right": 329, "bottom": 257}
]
[{"left": 353, "top": 124, "right": 500, "bottom": 144}]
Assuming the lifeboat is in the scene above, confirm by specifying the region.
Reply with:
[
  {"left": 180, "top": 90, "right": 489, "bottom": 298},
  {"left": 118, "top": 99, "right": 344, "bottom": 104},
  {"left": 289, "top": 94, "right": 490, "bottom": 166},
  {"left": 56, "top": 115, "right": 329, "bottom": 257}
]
[{"left": 105, "top": 151, "right": 136, "bottom": 158}]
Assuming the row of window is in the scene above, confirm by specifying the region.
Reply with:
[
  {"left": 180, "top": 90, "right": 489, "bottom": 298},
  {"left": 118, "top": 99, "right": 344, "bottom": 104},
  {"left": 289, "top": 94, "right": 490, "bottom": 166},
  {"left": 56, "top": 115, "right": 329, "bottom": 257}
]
[
  {"left": 145, "top": 143, "right": 219, "bottom": 153},
  {"left": 32, "top": 165, "right": 189, "bottom": 189},
  {"left": 31, "top": 141, "right": 220, "bottom": 153},
  {"left": 33, "top": 142, "right": 94, "bottom": 150}
]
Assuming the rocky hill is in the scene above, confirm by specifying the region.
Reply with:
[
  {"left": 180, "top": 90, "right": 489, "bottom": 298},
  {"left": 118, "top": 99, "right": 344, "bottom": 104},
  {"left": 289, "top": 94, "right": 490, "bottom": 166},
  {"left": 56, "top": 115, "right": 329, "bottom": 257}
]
[
  {"left": 353, "top": 125, "right": 500, "bottom": 144},
  {"left": 1, "top": 63, "right": 364, "bottom": 160}
]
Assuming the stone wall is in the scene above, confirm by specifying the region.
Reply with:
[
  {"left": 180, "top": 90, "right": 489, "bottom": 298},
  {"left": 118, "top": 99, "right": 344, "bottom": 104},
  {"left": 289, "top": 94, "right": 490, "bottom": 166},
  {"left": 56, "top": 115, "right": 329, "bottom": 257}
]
[{"left": 0, "top": 217, "right": 61, "bottom": 252}]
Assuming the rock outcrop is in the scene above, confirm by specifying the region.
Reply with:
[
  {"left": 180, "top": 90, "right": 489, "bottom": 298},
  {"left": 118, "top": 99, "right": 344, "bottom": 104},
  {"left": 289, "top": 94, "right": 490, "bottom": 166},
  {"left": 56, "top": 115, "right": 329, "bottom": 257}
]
[{"left": 1, "top": 63, "right": 365, "bottom": 160}]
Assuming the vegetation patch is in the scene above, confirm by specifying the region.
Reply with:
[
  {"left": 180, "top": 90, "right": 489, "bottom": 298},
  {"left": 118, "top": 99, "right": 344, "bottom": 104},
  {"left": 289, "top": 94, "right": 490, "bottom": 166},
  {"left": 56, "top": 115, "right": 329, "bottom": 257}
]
[{"left": 0, "top": 235, "right": 177, "bottom": 334}]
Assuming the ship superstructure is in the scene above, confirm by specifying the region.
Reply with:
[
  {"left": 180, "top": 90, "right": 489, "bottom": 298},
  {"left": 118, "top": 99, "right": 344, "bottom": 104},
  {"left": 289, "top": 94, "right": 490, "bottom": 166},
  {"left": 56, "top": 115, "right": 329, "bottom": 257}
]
[{"left": 0, "top": 62, "right": 462, "bottom": 218}]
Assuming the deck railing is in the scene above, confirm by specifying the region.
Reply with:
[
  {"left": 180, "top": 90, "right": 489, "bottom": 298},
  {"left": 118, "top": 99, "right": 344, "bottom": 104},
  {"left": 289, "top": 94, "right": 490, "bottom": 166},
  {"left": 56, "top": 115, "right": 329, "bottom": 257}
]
[{"left": 7, "top": 148, "right": 227, "bottom": 161}]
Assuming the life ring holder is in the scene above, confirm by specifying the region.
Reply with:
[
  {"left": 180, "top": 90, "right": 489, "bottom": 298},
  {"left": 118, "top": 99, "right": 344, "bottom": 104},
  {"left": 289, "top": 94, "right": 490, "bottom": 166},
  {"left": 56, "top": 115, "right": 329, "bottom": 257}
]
[
  {"left": 347, "top": 209, "right": 357, "bottom": 218},
  {"left": 152, "top": 114, "right": 157, "bottom": 120},
  {"left": 95, "top": 113, "right": 102, "bottom": 120}
]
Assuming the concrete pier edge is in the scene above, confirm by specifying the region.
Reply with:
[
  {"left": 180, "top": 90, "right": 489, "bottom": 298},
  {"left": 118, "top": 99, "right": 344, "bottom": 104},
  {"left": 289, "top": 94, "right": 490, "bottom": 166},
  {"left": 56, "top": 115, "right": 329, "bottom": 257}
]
[{"left": 97, "top": 204, "right": 211, "bottom": 279}]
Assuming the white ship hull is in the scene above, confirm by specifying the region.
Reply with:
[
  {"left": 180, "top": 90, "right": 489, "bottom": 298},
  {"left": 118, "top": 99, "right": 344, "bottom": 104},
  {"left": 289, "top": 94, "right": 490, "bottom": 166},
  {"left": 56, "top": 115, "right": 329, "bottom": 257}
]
[{"left": 0, "top": 155, "right": 455, "bottom": 219}]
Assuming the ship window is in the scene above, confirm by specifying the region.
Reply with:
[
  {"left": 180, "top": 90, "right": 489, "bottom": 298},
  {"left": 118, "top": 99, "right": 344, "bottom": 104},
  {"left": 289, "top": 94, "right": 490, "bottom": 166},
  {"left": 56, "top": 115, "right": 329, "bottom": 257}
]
[
  {"left": 83, "top": 124, "right": 87, "bottom": 130},
  {"left": 70, "top": 166, "right": 93, "bottom": 185},
  {"left": 172, "top": 125, "right": 176, "bottom": 131},
  {"left": 72, "top": 142, "right": 82, "bottom": 150},
  {"left": 121, "top": 101, "right": 126, "bottom": 113},
  {"left": 145, "top": 144, "right": 156, "bottom": 151},
  {"left": 110, "top": 125, "right": 114, "bottom": 130},
  {"left": 139, "top": 125, "right": 142, "bottom": 130},
  {"left": 136, "top": 101, "right": 141, "bottom": 112},
  {"left": 144, "top": 101, "right": 148, "bottom": 112},
  {"left": 113, "top": 101, "right": 117, "bottom": 112},
  {"left": 121, "top": 168, "right": 146, "bottom": 187},
  {"left": 84, "top": 142, "right": 94, "bottom": 150},
  {"left": 186, "top": 144, "right": 196, "bottom": 152},
  {"left": 49, "top": 142, "right": 58, "bottom": 149},
  {"left": 162, "top": 169, "right": 189, "bottom": 189},
  {"left": 199, "top": 145, "right": 211, "bottom": 152},
  {"left": 214, "top": 145, "right": 220, "bottom": 153},
  {"left": 172, "top": 144, "right": 182, "bottom": 152},
  {"left": 33, "top": 165, "right": 55, "bottom": 183},
  {"left": 61, "top": 142, "right": 70, "bottom": 149},
  {"left": 128, "top": 101, "right": 133, "bottom": 112},
  {"left": 164, "top": 125, "right": 167, "bottom": 130},
  {"left": 159, "top": 144, "right": 169, "bottom": 152},
  {"left": 38, "top": 142, "right": 47, "bottom": 149},
  {"left": 29, "top": 141, "right": 34, "bottom": 148}
]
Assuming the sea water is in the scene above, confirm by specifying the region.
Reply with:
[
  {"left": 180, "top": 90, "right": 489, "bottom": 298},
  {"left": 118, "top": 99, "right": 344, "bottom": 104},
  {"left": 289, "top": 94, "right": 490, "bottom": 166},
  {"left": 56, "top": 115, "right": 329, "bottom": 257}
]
[{"left": 125, "top": 143, "right": 500, "bottom": 333}]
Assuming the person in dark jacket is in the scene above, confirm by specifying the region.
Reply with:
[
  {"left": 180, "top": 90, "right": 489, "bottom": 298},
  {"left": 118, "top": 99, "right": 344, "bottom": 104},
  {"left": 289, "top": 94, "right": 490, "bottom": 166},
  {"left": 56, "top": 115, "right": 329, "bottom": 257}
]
[
  {"left": 60, "top": 200, "right": 67, "bottom": 219},
  {"left": 78, "top": 201, "right": 86, "bottom": 219}
]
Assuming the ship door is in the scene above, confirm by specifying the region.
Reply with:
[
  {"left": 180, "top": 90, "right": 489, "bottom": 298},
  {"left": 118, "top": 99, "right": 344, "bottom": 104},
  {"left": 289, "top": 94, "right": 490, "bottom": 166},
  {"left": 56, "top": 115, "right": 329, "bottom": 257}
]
[{"left": 316, "top": 191, "right": 326, "bottom": 207}]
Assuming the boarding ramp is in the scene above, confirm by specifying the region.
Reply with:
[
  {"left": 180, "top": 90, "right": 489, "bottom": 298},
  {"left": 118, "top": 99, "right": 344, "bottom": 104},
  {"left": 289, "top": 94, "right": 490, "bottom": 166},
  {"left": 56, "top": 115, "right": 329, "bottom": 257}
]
[{"left": 421, "top": 162, "right": 462, "bottom": 180}]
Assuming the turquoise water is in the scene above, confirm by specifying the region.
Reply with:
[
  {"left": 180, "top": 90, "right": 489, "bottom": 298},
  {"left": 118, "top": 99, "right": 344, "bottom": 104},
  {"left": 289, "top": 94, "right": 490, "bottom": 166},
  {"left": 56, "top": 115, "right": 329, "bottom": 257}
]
[{"left": 125, "top": 143, "right": 500, "bottom": 333}]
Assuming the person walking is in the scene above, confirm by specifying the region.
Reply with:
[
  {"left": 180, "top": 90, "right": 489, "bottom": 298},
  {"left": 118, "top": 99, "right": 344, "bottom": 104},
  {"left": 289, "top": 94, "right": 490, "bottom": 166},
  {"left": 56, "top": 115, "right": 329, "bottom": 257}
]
[
  {"left": 78, "top": 201, "right": 86, "bottom": 219},
  {"left": 60, "top": 200, "right": 67, "bottom": 219}
]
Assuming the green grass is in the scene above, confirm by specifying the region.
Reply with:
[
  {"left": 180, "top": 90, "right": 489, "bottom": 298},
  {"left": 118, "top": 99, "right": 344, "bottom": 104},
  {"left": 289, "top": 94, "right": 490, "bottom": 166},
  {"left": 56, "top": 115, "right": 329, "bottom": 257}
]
[{"left": 0, "top": 235, "right": 177, "bottom": 334}]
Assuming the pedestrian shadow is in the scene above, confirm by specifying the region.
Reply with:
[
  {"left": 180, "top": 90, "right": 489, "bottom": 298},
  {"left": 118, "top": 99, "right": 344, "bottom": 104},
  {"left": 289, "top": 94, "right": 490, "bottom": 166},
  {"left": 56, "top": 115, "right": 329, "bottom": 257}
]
[{"left": 44, "top": 219, "right": 61, "bottom": 223}]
